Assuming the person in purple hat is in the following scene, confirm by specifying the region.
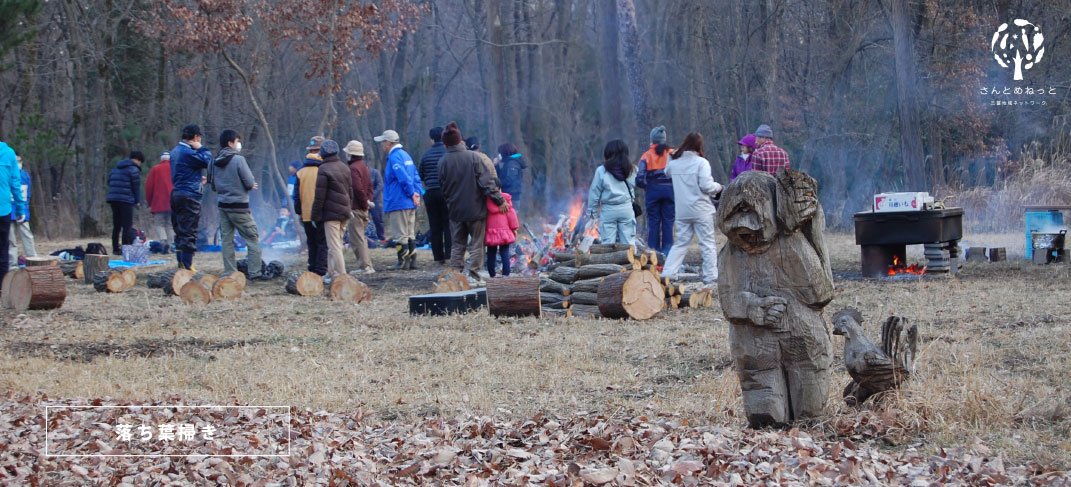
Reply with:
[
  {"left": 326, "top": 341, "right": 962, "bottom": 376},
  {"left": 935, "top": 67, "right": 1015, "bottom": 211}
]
[{"left": 730, "top": 134, "right": 756, "bottom": 181}]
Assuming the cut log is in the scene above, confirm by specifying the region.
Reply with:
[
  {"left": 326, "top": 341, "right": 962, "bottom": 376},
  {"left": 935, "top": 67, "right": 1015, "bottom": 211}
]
[
  {"left": 704, "top": 292, "right": 714, "bottom": 308},
  {"left": 539, "top": 278, "right": 571, "bottom": 296},
  {"left": 540, "top": 292, "right": 568, "bottom": 305},
  {"left": 24, "top": 256, "right": 58, "bottom": 267},
  {"left": 575, "top": 248, "right": 635, "bottom": 267},
  {"left": 59, "top": 260, "right": 83, "bottom": 279},
  {"left": 549, "top": 266, "right": 579, "bottom": 284},
  {"left": 147, "top": 269, "right": 177, "bottom": 289},
  {"left": 93, "top": 271, "right": 127, "bottom": 293},
  {"left": 486, "top": 277, "right": 541, "bottom": 317},
  {"left": 328, "top": 274, "right": 369, "bottom": 303},
  {"left": 225, "top": 271, "right": 247, "bottom": 290},
  {"left": 434, "top": 271, "right": 471, "bottom": 293},
  {"left": 83, "top": 254, "right": 110, "bottom": 285},
  {"left": 596, "top": 270, "right": 665, "bottom": 320},
  {"left": 569, "top": 304, "right": 602, "bottom": 318},
  {"left": 1, "top": 269, "right": 18, "bottom": 308},
  {"left": 7, "top": 266, "right": 66, "bottom": 311},
  {"left": 665, "top": 295, "right": 680, "bottom": 309},
  {"left": 680, "top": 291, "right": 708, "bottom": 309},
  {"left": 542, "top": 308, "right": 572, "bottom": 318},
  {"left": 571, "top": 277, "right": 604, "bottom": 294},
  {"left": 543, "top": 299, "right": 570, "bottom": 310},
  {"left": 552, "top": 252, "right": 576, "bottom": 262},
  {"left": 433, "top": 278, "right": 465, "bottom": 294},
  {"left": 570, "top": 291, "right": 599, "bottom": 306},
  {"left": 409, "top": 288, "right": 487, "bottom": 315},
  {"left": 179, "top": 280, "right": 212, "bottom": 305},
  {"left": 588, "top": 243, "right": 634, "bottom": 254},
  {"left": 199, "top": 274, "right": 218, "bottom": 290},
  {"left": 637, "top": 253, "right": 649, "bottom": 267},
  {"left": 665, "top": 284, "right": 684, "bottom": 296},
  {"left": 285, "top": 271, "right": 324, "bottom": 296},
  {"left": 164, "top": 269, "right": 198, "bottom": 296},
  {"left": 211, "top": 277, "right": 244, "bottom": 300},
  {"left": 114, "top": 267, "right": 137, "bottom": 291},
  {"left": 576, "top": 264, "right": 624, "bottom": 281}
]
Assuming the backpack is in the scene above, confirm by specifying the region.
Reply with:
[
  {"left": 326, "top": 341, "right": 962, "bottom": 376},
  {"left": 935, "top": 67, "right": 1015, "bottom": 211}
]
[{"left": 85, "top": 243, "right": 107, "bottom": 256}]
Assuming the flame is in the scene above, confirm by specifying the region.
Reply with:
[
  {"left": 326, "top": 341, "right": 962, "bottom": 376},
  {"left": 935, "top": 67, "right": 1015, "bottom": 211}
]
[
  {"left": 567, "top": 196, "right": 584, "bottom": 232},
  {"left": 888, "top": 255, "right": 925, "bottom": 276},
  {"left": 553, "top": 230, "right": 565, "bottom": 249}
]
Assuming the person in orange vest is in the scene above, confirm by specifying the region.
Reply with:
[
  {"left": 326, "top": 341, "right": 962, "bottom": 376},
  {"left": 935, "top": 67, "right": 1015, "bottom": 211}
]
[{"left": 636, "top": 126, "right": 674, "bottom": 255}]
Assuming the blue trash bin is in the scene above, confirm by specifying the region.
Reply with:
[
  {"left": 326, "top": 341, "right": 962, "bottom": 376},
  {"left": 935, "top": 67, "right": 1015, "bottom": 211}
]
[{"left": 1026, "top": 210, "right": 1064, "bottom": 259}]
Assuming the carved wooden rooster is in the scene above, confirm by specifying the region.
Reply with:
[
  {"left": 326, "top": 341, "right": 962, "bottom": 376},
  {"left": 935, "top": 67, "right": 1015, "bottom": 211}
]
[{"left": 831, "top": 308, "right": 918, "bottom": 406}]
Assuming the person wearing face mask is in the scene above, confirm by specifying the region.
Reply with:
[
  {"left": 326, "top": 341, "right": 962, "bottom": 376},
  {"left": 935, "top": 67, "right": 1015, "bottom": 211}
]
[
  {"left": 209, "top": 129, "right": 266, "bottom": 280},
  {"left": 730, "top": 134, "right": 756, "bottom": 181}
]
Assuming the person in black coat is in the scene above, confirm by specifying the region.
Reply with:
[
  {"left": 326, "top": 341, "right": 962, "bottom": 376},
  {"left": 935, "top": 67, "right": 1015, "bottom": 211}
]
[{"left": 106, "top": 151, "right": 144, "bottom": 255}]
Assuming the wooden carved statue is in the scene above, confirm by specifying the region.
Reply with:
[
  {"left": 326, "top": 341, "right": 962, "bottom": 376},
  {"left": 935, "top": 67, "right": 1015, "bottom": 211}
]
[
  {"left": 831, "top": 308, "right": 918, "bottom": 406},
  {"left": 716, "top": 169, "right": 835, "bottom": 428}
]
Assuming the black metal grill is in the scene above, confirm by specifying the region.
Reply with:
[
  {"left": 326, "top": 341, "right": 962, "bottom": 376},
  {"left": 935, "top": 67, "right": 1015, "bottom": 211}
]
[{"left": 853, "top": 208, "right": 964, "bottom": 278}]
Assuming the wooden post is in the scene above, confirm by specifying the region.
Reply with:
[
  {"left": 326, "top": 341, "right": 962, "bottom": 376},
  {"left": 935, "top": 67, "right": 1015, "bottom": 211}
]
[
  {"left": 486, "top": 277, "right": 541, "bottom": 317},
  {"left": 83, "top": 254, "right": 110, "bottom": 285},
  {"left": 596, "top": 270, "right": 664, "bottom": 320},
  {"left": 7, "top": 266, "right": 66, "bottom": 311}
]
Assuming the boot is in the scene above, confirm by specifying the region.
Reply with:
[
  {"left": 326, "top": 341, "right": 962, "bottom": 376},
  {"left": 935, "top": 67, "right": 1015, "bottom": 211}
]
[
  {"left": 388, "top": 242, "right": 406, "bottom": 270},
  {"left": 406, "top": 240, "right": 417, "bottom": 269}
]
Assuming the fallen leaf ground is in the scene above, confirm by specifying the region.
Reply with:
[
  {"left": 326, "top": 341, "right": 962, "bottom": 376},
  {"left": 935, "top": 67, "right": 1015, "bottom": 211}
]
[{"left": 0, "top": 232, "right": 1068, "bottom": 485}]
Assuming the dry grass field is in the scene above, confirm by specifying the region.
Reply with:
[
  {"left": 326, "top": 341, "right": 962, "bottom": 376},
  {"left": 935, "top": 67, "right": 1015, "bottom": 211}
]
[{"left": 1, "top": 231, "right": 1069, "bottom": 483}]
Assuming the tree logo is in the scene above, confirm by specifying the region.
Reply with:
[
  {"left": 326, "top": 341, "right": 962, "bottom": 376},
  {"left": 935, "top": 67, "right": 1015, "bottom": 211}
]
[{"left": 991, "top": 20, "right": 1045, "bottom": 81}]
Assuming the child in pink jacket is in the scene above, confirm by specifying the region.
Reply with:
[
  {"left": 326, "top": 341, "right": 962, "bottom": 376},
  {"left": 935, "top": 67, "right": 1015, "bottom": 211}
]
[{"left": 485, "top": 191, "right": 518, "bottom": 277}]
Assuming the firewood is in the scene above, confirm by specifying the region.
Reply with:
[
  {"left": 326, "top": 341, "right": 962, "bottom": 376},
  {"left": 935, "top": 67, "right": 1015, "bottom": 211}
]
[
  {"left": 588, "top": 243, "right": 634, "bottom": 254},
  {"left": 58, "top": 260, "right": 83, "bottom": 279},
  {"left": 328, "top": 274, "right": 369, "bottom": 303},
  {"left": 571, "top": 277, "right": 604, "bottom": 294},
  {"left": 665, "top": 295, "right": 680, "bottom": 309},
  {"left": 434, "top": 278, "right": 465, "bottom": 293},
  {"left": 225, "top": 271, "right": 247, "bottom": 290},
  {"left": 637, "top": 253, "right": 649, "bottom": 267},
  {"left": 569, "top": 291, "right": 599, "bottom": 306},
  {"left": 540, "top": 292, "right": 568, "bottom": 305},
  {"left": 596, "top": 270, "right": 665, "bottom": 320},
  {"left": 164, "top": 269, "right": 198, "bottom": 296},
  {"left": 549, "top": 266, "right": 579, "bottom": 284},
  {"left": 539, "top": 278, "right": 571, "bottom": 296},
  {"left": 541, "top": 308, "right": 571, "bottom": 318},
  {"left": 486, "top": 277, "right": 541, "bottom": 317},
  {"left": 552, "top": 253, "right": 576, "bottom": 262},
  {"left": 434, "top": 270, "right": 471, "bottom": 293},
  {"left": 82, "top": 254, "right": 110, "bottom": 285},
  {"left": 211, "top": 277, "right": 243, "bottom": 300},
  {"left": 93, "top": 271, "right": 126, "bottom": 293},
  {"left": 679, "top": 291, "right": 708, "bottom": 309},
  {"left": 179, "top": 280, "right": 212, "bottom": 305},
  {"left": 575, "top": 264, "right": 623, "bottom": 281},
  {"left": 543, "top": 299, "right": 570, "bottom": 310},
  {"left": 147, "top": 269, "right": 176, "bottom": 289},
  {"left": 116, "top": 267, "right": 137, "bottom": 291},
  {"left": 199, "top": 274, "right": 218, "bottom": 290},
  {"left": 285, "top": 271, "right": 324, "bottom": 296},
  {"left": 24, "top": 256, "right": 58, "bottom": 267},
  {"left": 569, "top": 304, "right": 602, "bottom": 318},
  {"left": 5, "top": 266, "right": 66, "bottom": 311},
  {"left": 705, "top": 292, "right": 714, "bottom": 307},
  {"left": 0, "top": 269, "right": 14, "bottom": 308},
  {"left": 575, "top": 248, "right": 635, "bottom": 267}
]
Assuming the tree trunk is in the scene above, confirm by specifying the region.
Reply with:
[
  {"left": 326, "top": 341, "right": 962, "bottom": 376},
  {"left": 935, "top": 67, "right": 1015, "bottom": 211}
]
[
  {"left": 7, "top": 266, "right": 66, "bottom": 311},
  {"left": 82, "top": 254, "right": 110, "bottom": 285},
  {"left": 889, "top": 0, "right": 926, "bottom": 189},
  {"left": 486, "top": 276, "right": 541, "bottom": 317},
  {"left": 596, "top": 270, "right": 664, "bottom": 320},
  {"left": 285, "top": 271, "right": 324, "bottom": 296},
  {"left": 597, "top": 0, "right": 624, "bottom": 137},
  {"left": 616, "top": 0, "right": 652, "bottom": 149}
]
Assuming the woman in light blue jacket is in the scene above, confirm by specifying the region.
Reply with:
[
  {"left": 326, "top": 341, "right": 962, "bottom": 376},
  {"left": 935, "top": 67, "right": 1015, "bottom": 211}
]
[{"left": 587, "top": 139, "right": 637, "bottom": 244}]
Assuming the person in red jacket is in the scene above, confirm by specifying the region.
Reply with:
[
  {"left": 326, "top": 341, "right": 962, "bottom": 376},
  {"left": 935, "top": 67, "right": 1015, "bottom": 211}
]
[
  {"left": 484, "top": 189, "right": 518, "bottom": 277},
  {"left": 144, "top": 151, "right": 175, "bottom": 253}
]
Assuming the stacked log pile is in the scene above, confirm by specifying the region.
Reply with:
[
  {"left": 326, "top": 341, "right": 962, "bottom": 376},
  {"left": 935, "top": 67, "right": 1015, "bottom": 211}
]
[{"left": 542, "top": 244, "right": 667, "bottom": 319}]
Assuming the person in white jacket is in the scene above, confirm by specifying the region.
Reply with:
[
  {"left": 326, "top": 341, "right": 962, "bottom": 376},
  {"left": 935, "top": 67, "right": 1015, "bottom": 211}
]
[
  {"left": 661, "top": 133, "right": 723, "bottom": 284},
  {"left": 587, "top": 139, "right": 638, "bottom": 244}
]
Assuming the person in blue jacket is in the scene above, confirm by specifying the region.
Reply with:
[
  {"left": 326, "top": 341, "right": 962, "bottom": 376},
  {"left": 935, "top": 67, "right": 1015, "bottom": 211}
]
[
  {"left": 9, "top": 155, "right": 37, "bottom": 264},
  {"left": 636, "top": 126, "right": 675, "bottom": 255},
  {"left": 374, "top": 129, "right": 423, "bottom": 270},
  {"left": 106, "top": 151, "right": 144, "bottom": 255},
  {"left": 169, "top": 124, "right": 213, "bottom": 270},
  {"left": 0, "top": 141, "right": 26, "bottom": 291}
]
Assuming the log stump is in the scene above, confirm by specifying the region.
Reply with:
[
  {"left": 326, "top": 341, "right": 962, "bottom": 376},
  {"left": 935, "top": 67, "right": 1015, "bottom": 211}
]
[
  {"left": 59, "top": 260, "right": 83, "bottom": 279},
  {"left": 179, "top": 280, "right": 212, "bottom": 305},
  {"left": 163, "top": 269, "right": 199, "bottom": 296},
  {"left": 486, "top": 277, "right": 541, "bottom": 318},
  {"left": 24, "top": 256, "right": 59, "bottom": 267},
  {"left": 596, "top": 270, "right": 665, "bottom": 320},
  {"left": 328, "top": 274, "right": 370, "bottom": 303},
  {"left": 575, "top": 248, "right": 635, "bottom": 267},
  {"left": 7, "top": 266, "right": 66, "bottom": 311},
  {"left": 83, "top": 254, "right": 110, "bottom": 285},
  {"left": 93, "top": 271, "right": 127, "bottom": 293},
  {"left": 285, "top": 271, "right": 324, "bottom": 296},
  {"left": 211, "top": 277, "right": 244, "bottom": 300},
  {"left": 576, "top": 264, "right": 625, "bottom": 280}
]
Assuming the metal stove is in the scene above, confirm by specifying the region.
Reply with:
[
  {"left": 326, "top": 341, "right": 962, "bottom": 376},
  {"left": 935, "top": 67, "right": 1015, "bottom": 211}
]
[{"left": 853, "top": 207, "right": 964, "bottom": 278}]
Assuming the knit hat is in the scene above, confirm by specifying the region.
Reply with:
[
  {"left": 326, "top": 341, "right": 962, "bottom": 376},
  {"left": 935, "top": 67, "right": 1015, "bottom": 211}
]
[
  {"left": 343, "top": 140, "right": 364, "bottom": 157},
  {"left": 442, "top": 121, "right": 463, "bottom": 147},
  {"left": 319, "top": 139, "right": 340, "bottom": 157},
  {"left": 650, "top": 126, "right": 667, "bottom": 145},
  {"left": 289, "top": 160, "right": 302, "bottom": 170},
  {"left": 464, "top": 136, "right": 480, "bottom": 151},
  {"left": 738, "top": 134, "right": 757, "bottom": 149},
  {"left": 755, "top": 124, "right": 773, "bottom": 138},
  {"left": 307, "top": 135, "right": 325, "bottom": 152},
  {"left": 160, "top": 151, "right": 170, "bottom": 161},
  {"left": 373, "top": 130, "right": 400, "bottom": 143}
]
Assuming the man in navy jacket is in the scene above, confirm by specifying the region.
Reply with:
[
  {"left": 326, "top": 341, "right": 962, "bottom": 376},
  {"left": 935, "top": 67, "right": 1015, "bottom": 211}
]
[{"left": 169, "top": 124, "right": 213, "bottom": 270}]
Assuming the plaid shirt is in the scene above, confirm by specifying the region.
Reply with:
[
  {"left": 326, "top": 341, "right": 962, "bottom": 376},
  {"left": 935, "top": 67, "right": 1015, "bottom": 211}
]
[{"left": 752, "top": 141, "right": 790, "bottom": 174}]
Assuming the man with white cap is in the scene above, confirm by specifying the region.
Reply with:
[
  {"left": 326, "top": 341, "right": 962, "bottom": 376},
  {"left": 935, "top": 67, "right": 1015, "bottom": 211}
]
[
  {"left": 344, "top": 140, "right": 375, "bottom": 273},
  {"left": 374, "top": 129, "right": 423, "bottom": 270}
]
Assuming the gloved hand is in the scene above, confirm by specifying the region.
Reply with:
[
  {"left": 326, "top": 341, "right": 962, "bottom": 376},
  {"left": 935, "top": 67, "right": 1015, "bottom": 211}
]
[{"left": 368, "top": 201, "right": 375, "bottom": 209}]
